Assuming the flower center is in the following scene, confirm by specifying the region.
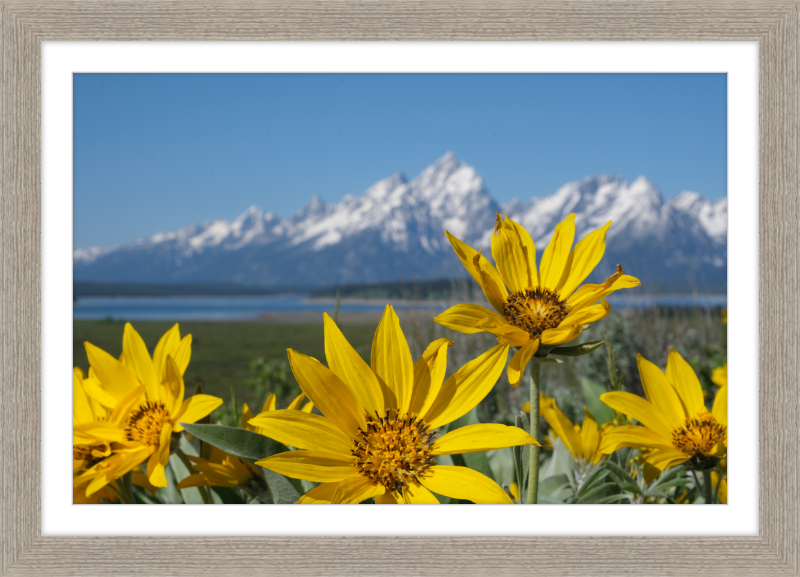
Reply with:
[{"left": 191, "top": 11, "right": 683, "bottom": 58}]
[
  {"left": 503, "top": 287, "right": 570, "bottom": 339},
  {"left": 72, "top": 445, "right": 105, "bottom": 468},
  {"left": 351, "top": 410, "right": 437, "bottom": 495},
  {"left": 672, "top": 413, "right": 726, "bottom": 457},
  {"left": 126, "top": 401, "right": 171, "bottom": 446}
]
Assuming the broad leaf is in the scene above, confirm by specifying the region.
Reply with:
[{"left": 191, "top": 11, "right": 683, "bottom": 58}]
[
  {"left": 580, "top": 379, "right": 615, "bottom": 424},
  {"left": 181, "top": 423, "right": 285, "bottom": 461},
  {"left": 549, "top": 340, "right": 604, "bottom": 357}
]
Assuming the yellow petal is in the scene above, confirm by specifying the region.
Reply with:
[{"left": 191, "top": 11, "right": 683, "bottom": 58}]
[
  {"left": 444, "top": 231, "right": 507, "bottom": 301},
  {"left": 711, "top": 364, "right": 727, "bottom": 388},
  {"left": 177, "top": 474, "right": 214, "bottom": 489},
  {"left": 561, "top": 300, "right": 611, "bottom": 326},
  {"left": 637, "top": 354, "right": 687, "bottom": 428},
  {"left": 73, "top": 369, "right": 95, "bottom": 423},
  {"left": 712, "top": 385, "right": 727, "bottom": 427},
  {"left": 567, "top": 266, "right": 640, "bottom": 311},
  {"left": 539, "top": 213, "right": 575, "bottom": 290},
  {"left": 711, "top": 472, "right": 727, "bottom": 504},
  {"left": 324, "top": 312, "right": 383, "bottom": 415},
  {"left": 506, "top": 215, "right": 538, "bottom": 287},
  {"left": 73, "top": 423, "right": 128, "bottom": 444},
  {"left": 173, "top": 394, "right": 224, "bottom": 432},
  {"left": 600, "top": 391, "right": 673, "bottom": 439},
  {"left": 123, "top": 323, "right": 160, "bottom": 401},
  {"left": 540, "top": 395, "right": 583, "bottom": 457},
  {"left": 424, "top": 344, "right": 509, "bottom": 428},
  {"left": 248, "top": 410, "right": 354, "bottom": 455},
  {"left": 371, "top": 305, "right": 414, "bottom": 413},
  {"left": 164, "top": 355, "right": 186, "bottom": 414},
  {"left": 475, "top": 316, "right": 531, "bottom": 345},
  {"left": 331, "top": 476, "right": 385, "bottom": 504},
  {"left": 644, "top": 447, "right": 690, "bottom": 471},
  {"left": 285, "top": 393, "right": 306, "bottom": 411},
  {"left": 296, "top": 482, "right": 338, "bottom": 504},
  {"left": 84, "top": 341, "right": 140, "bottom": 400},
  {"left": 171, "top": 334, "right": 192, "bottom": 376},
  {"left": 375, "top": 491, "right": 400, "bottom": 504},
  {"left": 263, "top": 393, "right": 277, "bottom": 412},
  {"left": 491, "top": 213, "right": 531, "bottom": 293},
  {"left": 301, "top": 401, "right": 314, "bottom": 413},
  {"left": 434, "top": 304, "right": 506, "bottom": 335},
  {"left": 403, "top": 481, "right": 439, "bottom": 504},
  {"left": 288, "top": 349, "right": 367, "bottom": 438},
  {"left": 506, "top": 340, "right": 539, "bottom": 387},
  {"left": 420, "top": 466, "right": 512, "bottom": 504},
  {"left": 146, "top": 451, "right": 167, "bottom": 488},
  {"left": 408, "top": 338, "right": 452, "bottom": 417},
  {"left": 152, "top": 324, "right": 180, "bottom": 381},
  {"left": 109, "top": 383, "right": 146, "bottom": 426},
  {"left": 80, "top": 375, "right": 120, "bottom": 410},
  {"left": 432, "top": 423, "right": 539, "bottom": 455},
  {"left": 540, "top": 324, "right": 583, "bottom": 346},
  {"left": 666, "top": 349, "right": 706, "bottom": 417},
  {"left": 580, "top": 408, "right": 599, "bottom": 462},
  {"left": 598, "top": 425, "right": 676, "bottom": 455},
  {"left": 558, "top": 221, "right": 612, "bottom": 298},
  {"left": 255, "top": 451, "right": 357, "bottom": 483},
  {"left": 241, "top": 403, "right": 256, "bottom": 432},
  {"left": 473, "top": 250, "right": 509, "bottom": 314}
]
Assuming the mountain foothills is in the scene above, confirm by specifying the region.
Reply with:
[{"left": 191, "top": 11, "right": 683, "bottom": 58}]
[{"left": 74, "top": 153, "right": 727, "bottom": 289}]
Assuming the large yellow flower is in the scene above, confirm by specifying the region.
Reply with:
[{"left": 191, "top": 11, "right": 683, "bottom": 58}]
[
  {"left": 599, "top": 349, "right": 727, "bottom": 472},
  {"left": 74, "top": 323, "right": 222, "bottom": 496},
  {"left": 435, "top": 213, "right": 640, "bottom": 385},
  {"left": 540, "top": 395, "right": 611, "bottom": 466},
  {"left": 253, "top": 306, "right": 539, "bottom": 504}
]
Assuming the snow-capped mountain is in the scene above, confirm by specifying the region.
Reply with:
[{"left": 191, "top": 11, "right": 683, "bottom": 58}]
[{"left": 74, "top": 152, "right": 727, "bottom": 288}]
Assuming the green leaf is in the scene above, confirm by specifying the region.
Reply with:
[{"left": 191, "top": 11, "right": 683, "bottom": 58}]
[
  {"left": 604, "top": 460, "right": 638, "bottom": 488},
  {"left": 577, "top": 467, "right": 611, "bottom": 497},
  {"left": 261, "top": 468, "right": 301, "bottom": 504},
  {"left": 597, "top": 493, "right": 630, "bottom": 504},
  {"left": 181, "top": 423, "right": 285, "bottom": 461},
  {"left": 549, "top": 340, "right": 604, "bottom": 357},
  {"left": 538, "top": 473, "right": 572, "bottom": 500},
  {"left": 580, "top": 379, "right": 615, "bottom": 424},
  {"left": 575, "top": 482, "right": 618, "bottom": 504},
  {"left": 538, "top": 495, "right": 566, "bottom": 504},
  {"left": 531, "top": 356, "right": 563, "bottom": 364},
  {"left": 169, "top": 453, "right": 205, "bottom": 504}
]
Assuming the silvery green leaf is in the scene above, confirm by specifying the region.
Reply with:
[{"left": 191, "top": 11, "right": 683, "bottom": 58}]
[
  {"left": 181, "top": 423, "right": 285, "bottom": 461},
  {"left": 549, "top": 340, "right": 604, "bottom": 357}
]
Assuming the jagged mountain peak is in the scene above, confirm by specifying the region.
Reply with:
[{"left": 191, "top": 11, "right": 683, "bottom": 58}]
[{"left": 74, "top": 154, "right": 727, "bottom": 287}]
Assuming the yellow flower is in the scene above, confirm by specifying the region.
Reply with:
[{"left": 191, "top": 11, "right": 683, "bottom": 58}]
[
  {"left": 540, "top": 395, "right": 610, "bottom": 466},
  {"left": 712, "top": 364, "right": 727, "bottom": 388},
  {"left": 241, "top": 392, "right": 313, "bottom": 436},
  {"left": 435, "top": 213, "right": 640, "bottom": 385},
  {"left": 599, "top": 349, "right": 727, "bottom": 472},
  {"left": 253, "top": 306, "right": 539, "bottom": 504},
  {"left": 721, "top": 309, "right": 727, "bottom": 324},
  {"left": 178, "top": 446, "right": 259, "bottom": 490},
  {"left": 711, "top": 471, "right": 727, "bottom": 504},
  {"left": 74, "top": 323, "right": 222, "bottom": 496}
]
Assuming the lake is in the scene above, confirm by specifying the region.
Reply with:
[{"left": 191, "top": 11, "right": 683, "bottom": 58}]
[{"left": 72, "top": 294, "right": 728, "bottom": 321}]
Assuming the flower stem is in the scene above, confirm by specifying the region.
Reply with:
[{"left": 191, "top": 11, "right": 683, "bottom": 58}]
[
  {"left": 702, "top": 469, "right": 714, "bottom": 504},
  {"left": 526, "top": 361, "right": 541, "bottom": 505}
]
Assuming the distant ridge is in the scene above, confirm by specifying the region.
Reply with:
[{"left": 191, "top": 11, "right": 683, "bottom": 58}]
[{"left": 74, "top": 152, "right": 727, "bottom": 288}]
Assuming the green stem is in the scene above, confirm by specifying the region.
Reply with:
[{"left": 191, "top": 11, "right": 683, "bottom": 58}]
[
  {"left": 526, "top": 361, "right": 541, "bottom": 505},
  {"left": 702, "top": 469, "right": 713, "bottom": 504}
]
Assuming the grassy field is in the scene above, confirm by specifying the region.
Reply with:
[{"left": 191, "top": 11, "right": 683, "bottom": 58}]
[{"left": 74, "top": 305, "right": 725, "bottom": 430}]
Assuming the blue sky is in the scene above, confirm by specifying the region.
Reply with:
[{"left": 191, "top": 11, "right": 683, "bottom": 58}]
[{"left": 74, "top": 73, "right": 726, "bottom": 249}]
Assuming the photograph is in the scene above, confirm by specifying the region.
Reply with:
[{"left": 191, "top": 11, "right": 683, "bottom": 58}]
[{"left": 72, "top": 72, "right": 728, "bottom": 506}]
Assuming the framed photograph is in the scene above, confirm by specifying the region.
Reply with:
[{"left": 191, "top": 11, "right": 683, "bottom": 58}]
[{"left": 3, "top": 2, "right": 796, "bottom": 575}]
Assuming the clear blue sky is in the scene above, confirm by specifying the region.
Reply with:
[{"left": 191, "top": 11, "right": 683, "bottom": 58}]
[{"left": 74, "top": 73, "right": 726, "bottom": 249}]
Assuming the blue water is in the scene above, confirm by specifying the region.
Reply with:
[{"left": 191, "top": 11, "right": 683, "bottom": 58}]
[{"left": 73, "top": 294, "right": 727, "bottom": 321}]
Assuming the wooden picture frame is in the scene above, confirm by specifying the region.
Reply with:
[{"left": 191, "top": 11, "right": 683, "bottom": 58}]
[{"left": 1, "top": 2, "right": 795, "bottom": 575}]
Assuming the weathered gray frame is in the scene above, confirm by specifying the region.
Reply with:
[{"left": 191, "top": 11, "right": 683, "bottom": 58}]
[{"left": 0, "top": 1, "right": 795, "bottom": 575}]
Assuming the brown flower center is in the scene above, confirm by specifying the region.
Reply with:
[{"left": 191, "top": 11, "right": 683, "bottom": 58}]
[
  {"left": 351, "top": 410, "right": 437, "bottom": 495},
  {"left": 72, "top": 445, "right": 105, "bottom": 469},
  {"left": 672, "top": 413, "right": 726, "bottom": 457},
  {"left": 503, "top": 287, "right": 569, "bottom": 339},
  {"left": 126, "top": 401, "right": 171, "bottom": 446}
]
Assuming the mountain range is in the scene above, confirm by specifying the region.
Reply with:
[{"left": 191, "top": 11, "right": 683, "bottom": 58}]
[{"left": 73, "top": 152, "right": 727, "bottom": 289}]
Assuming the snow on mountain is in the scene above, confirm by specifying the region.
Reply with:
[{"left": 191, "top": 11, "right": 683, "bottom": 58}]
[{"left": 74, "top": 153, "right": 727, "bottom": 287}]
